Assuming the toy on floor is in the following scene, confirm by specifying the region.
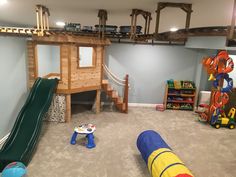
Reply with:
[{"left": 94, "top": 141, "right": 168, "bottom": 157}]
[
  {"left": 1, "top": 162, "right": 27, "bottom": 177},
  {"left": 214, "top": 108, "right": 236, "bottom": 129},
  {"left": 196, "top": 51, "right": 235, "bottom": 129},
  {"left": 70, "top": 124, "right": 96, "bottom": 148},
  {"left": 137, "top": 130, "right": 194, "bottom": 177}
]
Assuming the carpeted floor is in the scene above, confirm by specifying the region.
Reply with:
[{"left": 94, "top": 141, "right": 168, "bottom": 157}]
[{"left": 27, "top": 106, "right": 236, "bottom": 177}]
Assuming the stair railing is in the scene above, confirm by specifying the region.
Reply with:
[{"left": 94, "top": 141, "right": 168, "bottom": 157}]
[{"left": 102, "top": 64, "right": 129, "bottom": 113}]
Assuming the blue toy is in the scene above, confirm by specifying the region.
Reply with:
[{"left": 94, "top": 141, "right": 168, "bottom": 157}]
[
  {"left": 1, "top": 162, "right": 27, "bottom": 177},
  {"left": 70, "top": 124, "right": 96, "bottom": 149},
  {"left": 213, "top": 73, "right": 233, "bottom": 93}
]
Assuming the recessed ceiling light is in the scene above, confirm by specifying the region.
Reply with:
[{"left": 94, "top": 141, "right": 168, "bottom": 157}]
[
  {"left": 56, "top": 21, "right": 65, "bottom": 27},
  {"left": 170, "top": 27, "right": 178, "bottom": 32},
  {"left": 0, "top": 0, "right": 7, "bottom": 5}
]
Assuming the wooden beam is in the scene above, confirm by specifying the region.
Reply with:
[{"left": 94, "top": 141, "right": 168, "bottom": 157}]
[
  {"left": 185, "top": 4, "right": 192, "bottom": 30},
  {"left": 66, "top": 94, "right": 71, "bottom": 122},
  {"left": 229, "top": 0, "right": 236, "bottom": 39},
  {"left": 155, "top": 5, "right": 161, "bottom": 34},
  {"left": 95, "top": 89, "right": 101, "bottom": 114}
]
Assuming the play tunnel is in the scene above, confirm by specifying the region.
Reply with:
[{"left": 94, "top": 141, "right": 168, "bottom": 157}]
[{"left": 137, "top": 130, "right": 194, "bottom": 177}]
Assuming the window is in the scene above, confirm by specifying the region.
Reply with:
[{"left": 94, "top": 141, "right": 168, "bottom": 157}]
[
  {"left": 37, "top": 44, "right": 61, "bottom": 79},
  {"left": 78, "top": 47, "right": 94, "bottom": 67}
]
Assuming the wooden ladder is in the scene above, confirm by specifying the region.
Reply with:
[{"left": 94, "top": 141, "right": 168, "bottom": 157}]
[{"left": 102, "top": 76, "right": 128, "bottom": 113}]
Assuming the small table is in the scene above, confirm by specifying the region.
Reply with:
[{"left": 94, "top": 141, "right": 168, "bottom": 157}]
[{"left": 70, "top": 124, "right": 96, "bottom": 149}]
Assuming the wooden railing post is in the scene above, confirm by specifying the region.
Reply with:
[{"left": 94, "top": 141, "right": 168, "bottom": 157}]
[{"left": 123, "top": 74, "right": 129, "bottom": 113}]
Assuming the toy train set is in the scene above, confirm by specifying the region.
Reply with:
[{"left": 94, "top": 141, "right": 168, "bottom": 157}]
[{"left": 63, "top": 23, "right": 143, "bottom": 34}]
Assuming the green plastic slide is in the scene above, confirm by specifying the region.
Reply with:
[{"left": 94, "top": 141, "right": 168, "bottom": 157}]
[{"left": 0, "top": 78, "right": 58, "bottom": 172}]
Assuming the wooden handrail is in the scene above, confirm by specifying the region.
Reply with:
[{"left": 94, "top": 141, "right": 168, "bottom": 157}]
[
  {"left": 102, "top": 64, "right": 129, "bottom": 113},
  {"left": 103, "top": 64, "right": 126, "bottom": 84},
  {"left": 123, "top": 74, "right": 129, "bottom": 113}
]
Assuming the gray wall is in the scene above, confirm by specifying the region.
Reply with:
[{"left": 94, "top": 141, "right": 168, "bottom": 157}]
[
  {"left": 186, "top": 36, "right": 236, "bottom": 51},
  {"left": 105, "top": 44, "right": 200, "bottom": 104},
  {"left": 0, "top": 37, "right": 28, "bottom": 139}
]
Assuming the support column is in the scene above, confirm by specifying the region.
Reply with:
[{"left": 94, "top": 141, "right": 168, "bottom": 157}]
[
  {"left": 96, "top": 89, "right": 101, "bottom": 114},
  {"left": 155, "top": 6, "right": 161, "bottom": 35},
  {"left": 66, "top": 94, "right": 71, "bottom": 122},
  {"left": 229, "top": 0, "right": 236, "bottom": 39}
]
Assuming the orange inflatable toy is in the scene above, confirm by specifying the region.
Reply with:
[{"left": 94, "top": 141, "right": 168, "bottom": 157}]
[
  {"left": 212, "top": 91, "right": 229, "bottom": 108},
  {"left": 213, "top": 51, "right": 234, "bottom": 74}
]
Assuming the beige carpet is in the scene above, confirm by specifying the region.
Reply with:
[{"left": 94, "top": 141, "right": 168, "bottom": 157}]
[{"left": 27, "top": 106, "right": 236, "bottom": 177}]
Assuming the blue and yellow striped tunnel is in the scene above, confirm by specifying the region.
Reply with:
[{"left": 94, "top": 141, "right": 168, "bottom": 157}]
[{"left": 137, "top": 130, "right": 194, "bottom": 177}]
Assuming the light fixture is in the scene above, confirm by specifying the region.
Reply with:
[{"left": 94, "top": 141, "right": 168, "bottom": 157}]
[
  {"left": 170, "top": 27, "right": 178, "bottom": 32},
  {"left": 0, "top": 0, "right": 7, "bottom": 5},
  {"left": 56, "top": 21, "right": 65, "bottom": 27}
]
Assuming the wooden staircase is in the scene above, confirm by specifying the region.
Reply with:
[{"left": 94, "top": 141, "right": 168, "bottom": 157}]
[{"left": 102, "top": 79, "right": 128, "bottom": 113}]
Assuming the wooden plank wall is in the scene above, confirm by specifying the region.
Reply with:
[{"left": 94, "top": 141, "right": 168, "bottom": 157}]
[
  {"left": 27, "top": 41, "right": 37, "bottom": 87},
  {"left": 28, "top": 35, "right": 108, "bottom": 94},
  {"left": 70, "top": 45, "right": 103, "bottom": 92},
  {"left": 59, "top": 44, "right": 69, "bottom": 90}
]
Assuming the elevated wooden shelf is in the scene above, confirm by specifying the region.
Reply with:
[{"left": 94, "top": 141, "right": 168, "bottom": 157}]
[{"left": 0, "top": 26, "right": 231, "bottom": 44}]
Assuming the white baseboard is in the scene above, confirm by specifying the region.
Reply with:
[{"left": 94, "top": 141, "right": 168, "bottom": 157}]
[
  {"left": 72, "top": 101, "right": 111, "bottom": 106},
  {"left": 128, "top": 103, "right": 157, "bottom": 108},
  {"left": 72, "top": 101, "right": 158, "bottom": 108},
  {"left": 71, "top": 101, "right": 94, "bottom": 105},
  {"left": 0, "top": 133, "right": 10, "bottom": 146}
]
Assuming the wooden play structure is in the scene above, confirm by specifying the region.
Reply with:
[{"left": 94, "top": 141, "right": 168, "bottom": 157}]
[
  {"left": 8, "top": 5, "right": 129, "bottom": 123},
  {"left": 97, "top": 9, "right": 108, "bottom": 39},
  {"left": 130, "top": 9, "right": 152, "bottom": 40},
  {"left": 27, "top": 33, "right": 129, "bottom": 122},
  {"left": 155, "top": 2, "right": 192, "bottom": 35},
  {"left": 35, "top": 5, "right": 50, "bottom": 36}
]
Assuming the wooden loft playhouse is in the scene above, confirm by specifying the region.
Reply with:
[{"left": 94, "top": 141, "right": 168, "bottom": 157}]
[{"left": 27, "top": 7, "right": 130, "bottom": 122}]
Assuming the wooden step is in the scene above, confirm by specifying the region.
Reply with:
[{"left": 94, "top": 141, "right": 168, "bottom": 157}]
[
  {"left": 116, "top": 102, "right": 126, "bottom": 112},
  {"left": 111, "top": 91, "right": 118, "bottom": 102},
  {"left": 115, "top": 97, "right": 123, "bottom": 104},
  {"left": 102, "top": 79, "right": 108, "bottom": 84},
  {"left": 107, "top": 85, "right": 113, "bottom": 96},
  {"left": 102, "top": 79, "right": 127, "bottom": 113},
  {"left": 102, "top": 79, "right": 109, "bottom": 90}
]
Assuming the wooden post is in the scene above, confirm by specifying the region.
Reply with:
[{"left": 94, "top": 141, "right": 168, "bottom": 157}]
[
  {"left": 155, "top": 5, "right": 161, "bottom": 35},
  {"left": 39, "top": 6, "right": 43, "bottom": 35},
  {"left": 96, "top": 89, "right": 101, "bottom": 113},
  {"left": 36, "top": 5, "right": 50, "bottom": 36},
  {"left": 147, "top": 15, "right": 151, "bottom": 34},
  {"left": 144, "top": 15, "right": 147, "bottom": 35},
  {"left": 229, "top": 0, "right": 236, "bottom": 39},
  {"left": 163, "top": 84, "right": 168, "bottom": 110},
  {"left": 36, "top": 8, "right": 39, "bottom": 30},
  {"left": 43, "top": 12, "right": 46, "bottom": 31},
  {"left": 66, "top": 94, "right": 71, "bottom": 122},
  {"left": 185, "top": 8, "right": 192, "bottom": 30},
  {"left": 98, "top": 9, "right": 107, "bottom": 39},
  {"left": 45, "top": 11, "right": 49, "bottom": 30},
  {"left": 130, "top": 11, "right": 134, "bottom": 35},
  {"left": 123, "top": 75, "right": 129, "bottom": 113}
]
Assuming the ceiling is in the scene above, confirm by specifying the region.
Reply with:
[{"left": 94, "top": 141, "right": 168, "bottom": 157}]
[{"left": 0, "top": 0, "right": 234, "bottom": 32}]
